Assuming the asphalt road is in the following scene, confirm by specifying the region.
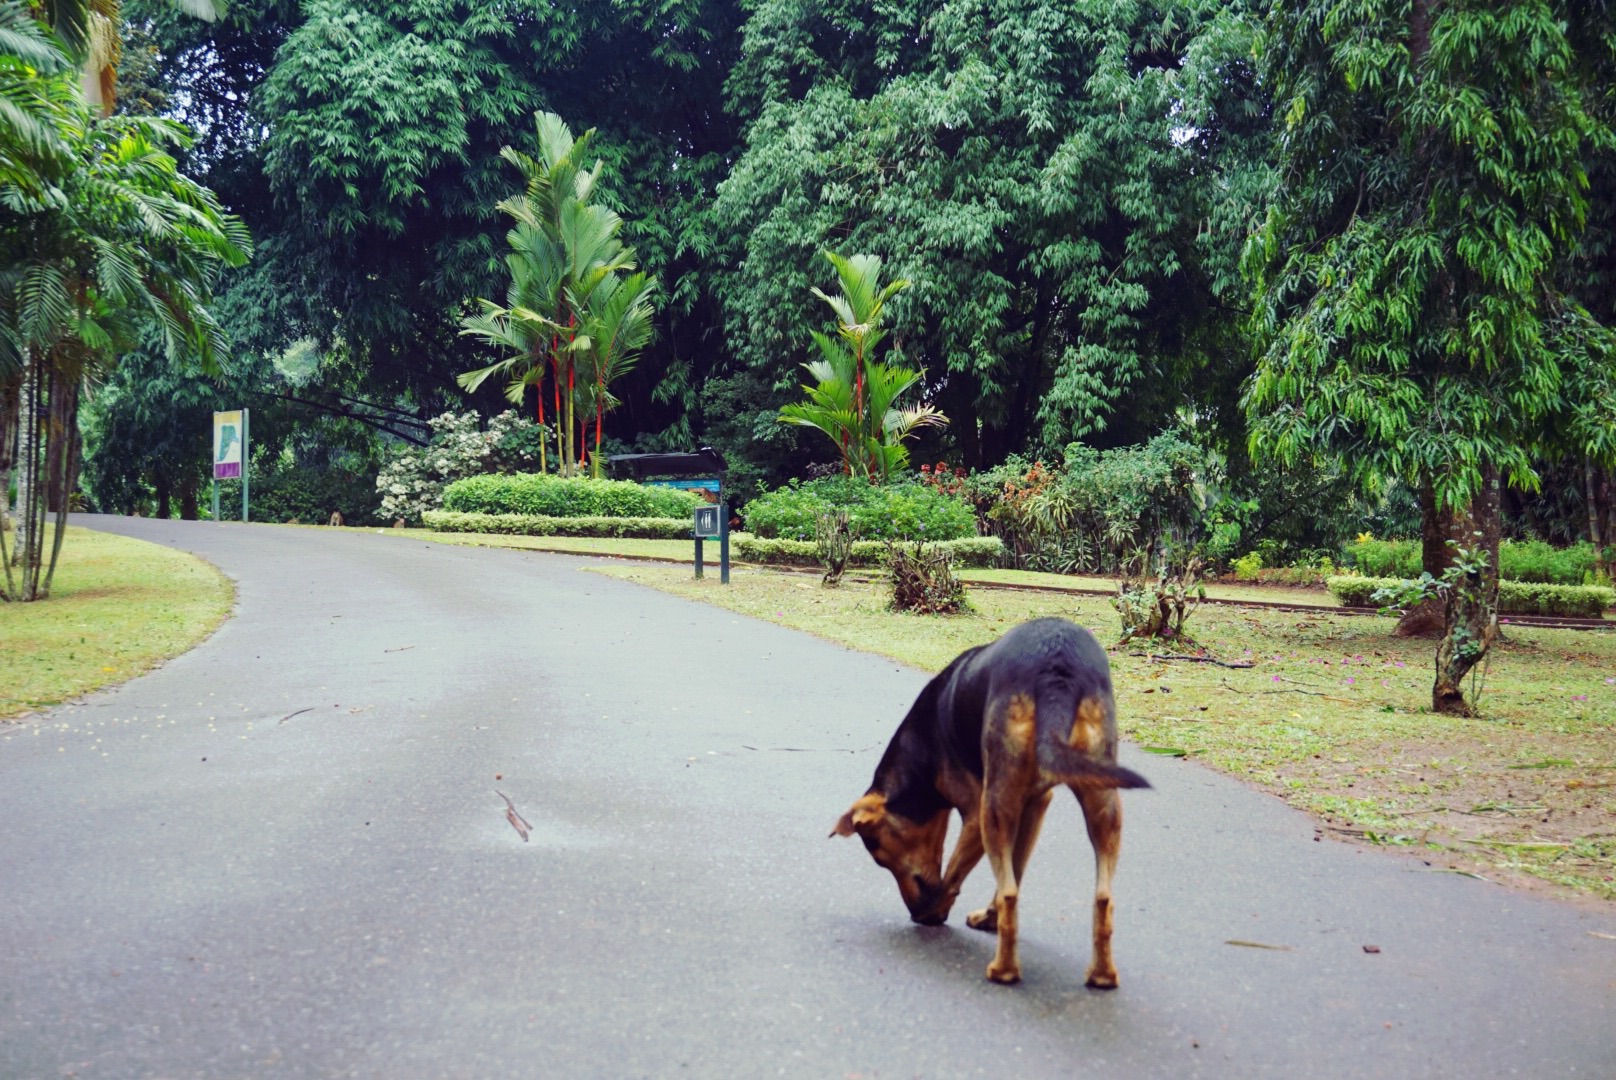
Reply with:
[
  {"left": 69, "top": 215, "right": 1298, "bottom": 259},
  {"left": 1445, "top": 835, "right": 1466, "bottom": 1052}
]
[{"left": 2, "top": 517, "right": 1612, "bottom": 1079}]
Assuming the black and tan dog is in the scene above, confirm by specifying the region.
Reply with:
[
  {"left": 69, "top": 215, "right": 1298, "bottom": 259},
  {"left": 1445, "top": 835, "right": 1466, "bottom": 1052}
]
[{"left": 832, "top": 617, "right": 1149, "bottom": 987}]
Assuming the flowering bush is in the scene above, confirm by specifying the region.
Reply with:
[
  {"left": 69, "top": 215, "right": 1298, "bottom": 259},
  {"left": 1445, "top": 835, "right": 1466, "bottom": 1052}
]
[{"left": 376, "top": 410, "right": 544, "bottom": 523}]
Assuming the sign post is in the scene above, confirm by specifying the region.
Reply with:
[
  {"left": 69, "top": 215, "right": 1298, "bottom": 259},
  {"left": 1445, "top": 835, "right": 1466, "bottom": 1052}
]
[
  {"left": 607, "top": 448, "right": 729, "bottom": 584},
  {"left": 212, "top": 409, "right": 248, "bottom": 522}
]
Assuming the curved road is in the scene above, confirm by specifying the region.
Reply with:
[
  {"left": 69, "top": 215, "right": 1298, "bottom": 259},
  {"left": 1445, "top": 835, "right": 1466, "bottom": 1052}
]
[{"left": 2, "top": 517, "right": 1612, "bottom": 1079}]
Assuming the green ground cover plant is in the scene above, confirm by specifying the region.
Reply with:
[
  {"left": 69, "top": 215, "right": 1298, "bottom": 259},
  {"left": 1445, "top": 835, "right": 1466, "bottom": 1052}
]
[
  {"left": 0, "top": 528, "right": 233, "bottom": 717},
  {"left": 593, "top": 562, "right": 1616, "bottom": 905},
  {"left": 442, "top": 474, "right": 699, "bottom": 519},
  {"left": 741, "top": 477, "right": 975, "bottom": 542}
]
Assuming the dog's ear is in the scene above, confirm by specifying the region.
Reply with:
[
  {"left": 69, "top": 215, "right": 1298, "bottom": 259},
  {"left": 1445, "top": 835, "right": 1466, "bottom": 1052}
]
[{"left": 830, "top": 793, "right": 886, "bottom": 838}]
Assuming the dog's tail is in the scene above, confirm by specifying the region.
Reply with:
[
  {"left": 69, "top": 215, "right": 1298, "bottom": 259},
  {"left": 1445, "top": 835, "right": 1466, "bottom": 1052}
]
[
  {"left": 1033, "top": 687, "right": 1151, "bottom": 790},
  {"left": 1037, "top": 738, "right": 1151, "bottom": 789}
]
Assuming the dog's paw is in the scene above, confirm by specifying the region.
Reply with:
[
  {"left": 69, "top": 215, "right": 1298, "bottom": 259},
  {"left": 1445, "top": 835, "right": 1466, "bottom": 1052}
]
[
  {"left": 965, "top": 907, "right": 997, "bottom": 932},
  {"left": 1084, "top": 967, "right": 1119, "bottom": 990},
  {"left": 985, "top": 959, "right": 1021, "bottom": 985}
]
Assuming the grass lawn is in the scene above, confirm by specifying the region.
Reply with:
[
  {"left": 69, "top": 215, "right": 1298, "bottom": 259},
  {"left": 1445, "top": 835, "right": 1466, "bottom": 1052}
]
[
  {"left": 589, "top": 561, "right": 1616, "bottom": 905},
  {"left": 396, "top": 528, "right": 1355, "bottom": 608},
  {"left": 383, "top": 527, "right": 699, "bottom": 561},
  {"left": 0, "top": 526, "right": 234, "bottom": 718}
]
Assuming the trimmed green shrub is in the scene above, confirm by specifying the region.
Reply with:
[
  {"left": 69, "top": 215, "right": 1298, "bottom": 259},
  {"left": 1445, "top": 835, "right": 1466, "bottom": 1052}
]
[
  {"left": 1345, "top": 539, "right": 1421, "bottom": 578},
  {"left": 423, "top": 510, "right": 694, "bottom": 539},
  {"left": 741, "top": 477, "right": 975, "bottom": 541},
  {"left": 1345, "top": 538, "right": 1605, "bottom": 586},
  {"left": 734, "top": 535, "right": 1003, "bottom": 569},
  {"left": 1498, "top": 540, "right": 1603, "bottom": 586},
  {"left": 1326, "top": 576, "right": 1614, "bottom": 617},
  {"left": 442, "top": 473, "right": 701, "bottom": 520}
]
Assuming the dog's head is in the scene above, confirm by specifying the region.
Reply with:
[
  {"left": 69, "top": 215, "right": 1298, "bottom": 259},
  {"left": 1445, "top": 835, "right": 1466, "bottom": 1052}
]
[{"left": 831, "top": 792, "right": 951, "bottom": 925}]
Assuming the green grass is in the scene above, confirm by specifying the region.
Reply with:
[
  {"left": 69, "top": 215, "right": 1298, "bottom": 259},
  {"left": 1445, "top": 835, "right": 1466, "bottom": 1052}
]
[
  {"left": 396, "top": 528, "right": 1344, "bottom": 609},
  {"left": 958, "top": 567, "right": 1336, "bottom": 608},
  {"left": 0, "top": 526, "right": 234, "bottom": 718},
  {"left": 590, "top": 562, "right": 1616, "bottom": 904},
  {"left": 388, "top": 527, "right": 700, "bottom": 560}
]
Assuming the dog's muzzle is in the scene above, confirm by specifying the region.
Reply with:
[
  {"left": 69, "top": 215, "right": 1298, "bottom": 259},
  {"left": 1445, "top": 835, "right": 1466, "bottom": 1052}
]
[{"left": 908, "top": 880, "right": 949, "bottom": 925}]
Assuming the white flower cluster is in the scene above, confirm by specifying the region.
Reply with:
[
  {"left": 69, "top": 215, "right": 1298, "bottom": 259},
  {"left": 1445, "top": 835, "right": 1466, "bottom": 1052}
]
[{"left": 376, "top": 410, "right": 541, "bottom": 523}]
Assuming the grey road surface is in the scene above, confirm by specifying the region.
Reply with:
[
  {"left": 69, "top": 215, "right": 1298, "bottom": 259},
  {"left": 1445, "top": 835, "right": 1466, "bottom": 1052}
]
[{"left": 2, "top": 517, "right": 1612, "bottom": 1079}]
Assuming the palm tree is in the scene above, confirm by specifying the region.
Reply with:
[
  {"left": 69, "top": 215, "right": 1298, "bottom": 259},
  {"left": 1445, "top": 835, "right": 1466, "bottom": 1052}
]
[
  {"left": 571, "top": 269, "right": 656, "bottom": 476},
  {"left": 1, "top": 108, "right": 249, "bottom": 599},
  {"left": 779, "top": 251, "right": 946, "bottom": 480},
  {"left": 38, "top": 0, "right": 223, "bottom": 115},
  {"left": 459, "top": 111, "right": 650, "bottom": 476}
]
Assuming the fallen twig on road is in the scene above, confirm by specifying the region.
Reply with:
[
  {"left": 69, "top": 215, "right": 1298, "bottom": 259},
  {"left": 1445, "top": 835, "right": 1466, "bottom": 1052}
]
[
  {"left": 741, "top": 743, "right": 881, "bottom": 754},
  {"left": 1225, "top": 939, "right": 1294, "bottom": 951},
  {"left": 278, "top": 707, "right": 314, "bottom": 724},
  {"left": 1129, "top": 652, "right": 1254, "bottom": 669},
  {"left": 496, "top": 791, "right": 531, "bottom": 842}
]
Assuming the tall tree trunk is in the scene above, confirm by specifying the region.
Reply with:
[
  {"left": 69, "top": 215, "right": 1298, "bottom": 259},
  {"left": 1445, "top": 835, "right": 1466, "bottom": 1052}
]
[
  {"left": 535, "top": 362, "right": 548, "bottom": 474},
  {"left": 1394, "top": 474, "right": 1458, "bottom": 637},
  {"left": 1586, "top": 459, "right": 1602, "bottom": 549},
  {"left": 179, "top": 473, "right": 200, "bottom": 520},
  {"left": 1433, "top": 464, "right": 1502, "bottom": 716},
  {"left": 17, "top": 351, "right": 46, "bottom": 599},
  {"left": 154, "top": 466, "right": 172, "bottom": 520},
  {"left": 0, "top": 372, "right": 19, "bottom": 598},
  {"left": 0, "top": 372, "right": 18, "bottom": 544},
  {"left": 41, "top": 371, "right": 80, "bottom": 599}
]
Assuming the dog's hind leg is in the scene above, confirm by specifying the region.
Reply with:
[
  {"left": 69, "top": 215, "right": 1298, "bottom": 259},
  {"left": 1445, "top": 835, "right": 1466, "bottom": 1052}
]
[{"left": 1074, "top": 784, "right": 1123, "bottom": 989}]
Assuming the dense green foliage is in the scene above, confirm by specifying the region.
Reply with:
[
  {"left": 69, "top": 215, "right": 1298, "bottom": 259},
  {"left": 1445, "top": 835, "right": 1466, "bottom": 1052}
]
[
  {"left": 1246, "top": 0, "right": 1616, "bottom": 509},
  {"left": 442, "top": 473, "right": 699, "bottom": 519},
  {"left": 13, "top": 0, "right": 1615, "bottom": 614},
  {"left": 964, "top": 434, "right": 1221, "bottom": 573},
  {"left": 741, "top": 477, "right": 975, "bottom": 542}
]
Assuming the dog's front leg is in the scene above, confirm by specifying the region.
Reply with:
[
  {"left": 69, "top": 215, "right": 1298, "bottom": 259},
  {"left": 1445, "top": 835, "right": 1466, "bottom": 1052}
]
[{"left": 937, "top": 807, "right": 984, "bottom": 920}]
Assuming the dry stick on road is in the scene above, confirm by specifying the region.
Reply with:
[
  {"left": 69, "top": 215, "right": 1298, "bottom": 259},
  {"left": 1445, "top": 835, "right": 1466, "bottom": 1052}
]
[
  {"left": 496, "top": 791, "right": 531, "bottom": 842},
  {"left": 1129, "top": 652, "right": 1254, "bottom": 668}
]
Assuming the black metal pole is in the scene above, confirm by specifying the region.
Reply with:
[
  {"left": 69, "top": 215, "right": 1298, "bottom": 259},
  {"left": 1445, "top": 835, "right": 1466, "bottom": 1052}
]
[
  {"left": 719, "top": 499, "right": 730, "bottom": 585},
  {"left": 694, "top": 532, "right": 704, "bottom": 579}
]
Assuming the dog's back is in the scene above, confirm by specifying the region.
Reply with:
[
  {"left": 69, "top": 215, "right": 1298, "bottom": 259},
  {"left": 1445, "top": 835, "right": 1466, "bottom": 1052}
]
[{"left": 952, "top": 618, "right": 1143, "bottom": 790}]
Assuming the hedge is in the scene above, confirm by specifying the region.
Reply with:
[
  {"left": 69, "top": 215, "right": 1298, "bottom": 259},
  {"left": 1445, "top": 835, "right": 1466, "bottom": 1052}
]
[
  {"left": 442, "top": 473, "right": 700, "bottom": 520},
  {"left": 1346, "top": 538, "right": 1608, "bottom": 586},
  {"left": 742, "top": 477, "right": 976, "bottom": 541},
  {"left": 423, "top": 510, "right": 695, "bottom": 539},
  {"left": 1326, "top": 576, "right": 1614, "bottom": 618},
  {"left": 734, "top": 535, "right": 1004, "bottom": 569}
]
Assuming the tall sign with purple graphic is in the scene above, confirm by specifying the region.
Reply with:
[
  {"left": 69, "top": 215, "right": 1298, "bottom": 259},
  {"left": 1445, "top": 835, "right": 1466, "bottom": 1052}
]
[{"left": 212, "top": 410, "right": 249, "bottom": 522}]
